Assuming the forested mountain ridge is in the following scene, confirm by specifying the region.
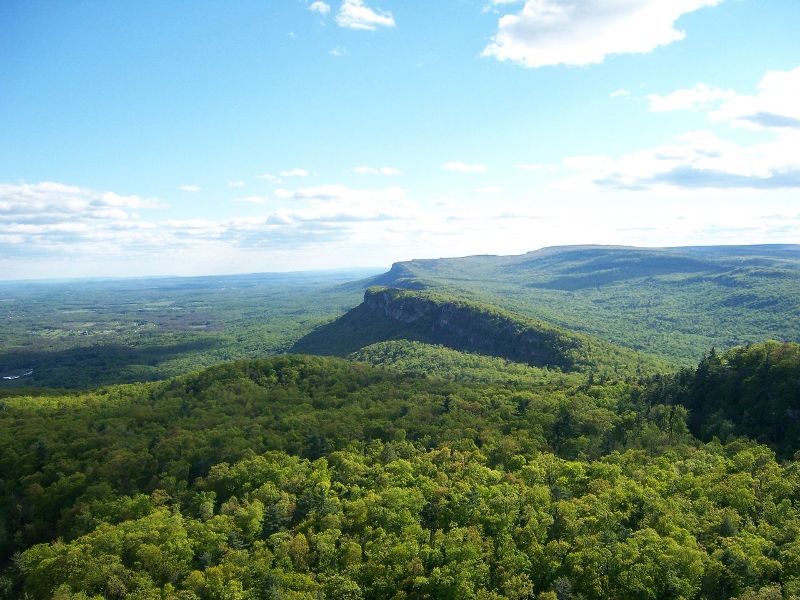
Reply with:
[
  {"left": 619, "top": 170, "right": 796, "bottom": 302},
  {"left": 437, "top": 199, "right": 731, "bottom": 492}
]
[
  {"left": 2, "top": 245, "right": 797, "bottom": 390},
  {"left": 292, "top": 287, "right": 664, "bottom": 378},
  {"left": 643, "top": 340, "right": 800, "bottom": 458},
  {"left": 2, "top": 345, "right": 800, "bottom": 599},
  {"left": 359, "top": 245, "right": 800, "bottom": 366}
]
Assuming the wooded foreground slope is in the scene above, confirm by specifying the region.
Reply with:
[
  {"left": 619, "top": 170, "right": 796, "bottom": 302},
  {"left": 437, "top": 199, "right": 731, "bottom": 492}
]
[{"left": 1, "top": 344, "right": 800, "bottom": 599}]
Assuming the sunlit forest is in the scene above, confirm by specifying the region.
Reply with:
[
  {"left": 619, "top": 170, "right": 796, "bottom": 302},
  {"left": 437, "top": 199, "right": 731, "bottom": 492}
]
[{"left": 2, "top": 246, "right": 800, "bottom": 599}]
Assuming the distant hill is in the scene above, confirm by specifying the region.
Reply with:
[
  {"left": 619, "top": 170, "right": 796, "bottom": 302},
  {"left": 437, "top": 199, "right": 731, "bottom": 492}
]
[
  {"left": 357, "top": 245, "right": 800, "bottom": 366},
  {"left": 293, "top": 287, "right": 664, "bottom": 378}
]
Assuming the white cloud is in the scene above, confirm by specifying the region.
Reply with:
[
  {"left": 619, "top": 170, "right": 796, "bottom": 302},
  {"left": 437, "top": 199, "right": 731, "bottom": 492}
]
[
  {"left": 482, "top": 0, "right": 724, "bottom": 68},
  {"left": 280, "top": 168, "right": 309, "bottom": 177},
  {"left": 0, "top": 182, "right": 165, "bottom": 219},
  {"left": 181, "top": 185, "right": 201, "bottom": 192},
  {"left": 310, "top": 1, "right": 331, "bottom": 14},
  {"left": 4, "top": 180, "right": 799, "bottom": 278},
  {"left": 556, "top": 129, "right": 800, "bottom": 191},
  {"left": 355, "top": 166, "right": 403, "bottom": 175},
  {"left": 380, "top": 167, "right": 403, "bottom": 175},
  {"left": 290, "top": 184, "right": 406, "bottom": 204},
  {"left": 0, "top": 182, "right": 168, "bottom": 260},
  {"left": 228, "top": 181, "right": 246, "bottom": 187},
  {"left": 648, "top": 65, "right": 800, "bottom": 132},
  {"left": 555, "top": 66, "right": 800, "bottom": 192},
  {"left": 256, "top": 173, "right": 276, "bottom": 181},
  {"left": 330, "top": 47, "right": 349, "bottom": 56},
  {"left": 647, "top": 83, "right": 735, "bottom": 112},
  {"left": 443, "top": 161, "right": 488, "bottom": 173},
  {"left": 433, "top": 197, "right": 465, "bottom": 209},
  {"left": 274, "top": 189, "right": 294, "bottom": 199},
  {"left": 478, "top": 185, "right": 506, "bottom": 194},
  {"left": 336, "top": 0, "right": 395, "bottom": 30},
  {"left": 610, "top": 89, "right": 630, "bottom": 98},
  {"left": 514, "top": 163, "right": 543, "bottom": 171}
]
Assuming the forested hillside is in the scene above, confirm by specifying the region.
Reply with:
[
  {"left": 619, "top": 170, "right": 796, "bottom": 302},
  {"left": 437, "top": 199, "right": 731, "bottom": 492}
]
[
  {"left": 364, "top": 245, "right": 800, "bottom": 366},
  {"left": 642, "top": 341, "right": 800, "bottom": 458},
  {"left": 2, "top": 246, "right": 798, "bottom": 390},
  {"left": 2, "top": 345, "right": 800, "bottom": 599},
  {"left": 2, "top": 247, "right": 800, "bottom": 600},
  {"left": 293, "top": 287, "right": 664, "bottom": 378}
]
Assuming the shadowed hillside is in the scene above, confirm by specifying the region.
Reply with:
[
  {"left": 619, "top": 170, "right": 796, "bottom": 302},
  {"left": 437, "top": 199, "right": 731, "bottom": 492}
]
[
  {"left": 355, "top": 245, "right": 800, "bottom": 365},
  {"left": 293, "top": 287, "right": 663, "bottom": 377}
]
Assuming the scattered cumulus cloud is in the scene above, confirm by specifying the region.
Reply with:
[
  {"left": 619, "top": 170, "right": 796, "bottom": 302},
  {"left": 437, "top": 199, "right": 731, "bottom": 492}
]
[
  {"left": 280, "top": 168, "right": 309, "bottom": 177},
  {"left": 290, "top": 184, "right": 406, "bottom": 204},
  {"left": 557, "top": 129, "right": 800, "bottom": 191},
  {"left": 647, "top": 66, "right": 800, "bottom": 132},
  {"left": 310, "top": 1, "right": 331, "bottom": 15},
  {"left": 433, "top": 197, "right": 465, "bottom": 210},
  {"left": 647, "top": 83, "right": 735, "bottom": 112},
  {"left": 0, "top": 182, "right": 166, "bottom": 258},
  {"left": 355, "top": 166, "right": 403, "bottom": 175},
  {"left": 274, "top": 189, "right": 294, "bottom": 199},
  {"left": 558, "top": 65, "right": 800, "bottom": 192},
  {"left": 478, "top": 185, "right": 506, "bottom": 194},
  {"left": 256, "top": 173, "right": 276, "bottom": 181},
  {"left": 330, "top": 47, "right": 349, "bottom": 56},
  {"left": 443, "top": 162, "right": 488, "bottom": 173},
  {"left": 610, "top": 89, "right": 630, "bottom": 98},
  {"left": 336, "top": 0, "right": 395, "bottom": 30},
  {"left": 228, "top": 181, "right": 246, "bottom": 187},
  {"left": 482, "top": 0, "right": 725, "bottom": 68},
  {"left": 180, "top": 185, "right": 201, "bottom": 192},
  {"left": 5, "top": 180, "right": 799, "bottom": 277}
]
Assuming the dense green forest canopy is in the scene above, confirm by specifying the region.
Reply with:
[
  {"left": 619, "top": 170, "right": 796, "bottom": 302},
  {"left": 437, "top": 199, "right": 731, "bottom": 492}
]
[
  {"left": 2, "top": 245, "right": 800, "bottom": 600},
  {"left": 365, "top": 245, "right": 800, "bottom": 366},
  {"left": 2, "top": 344, "right": 800, "bottom": 600}
]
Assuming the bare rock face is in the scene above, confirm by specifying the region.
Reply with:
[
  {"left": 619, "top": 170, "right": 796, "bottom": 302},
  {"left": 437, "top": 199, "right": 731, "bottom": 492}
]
[
  {"left": 363, "top": 287, "right": 571, "bottom": 369},
  {"left": 294, "top": 285, "right": 657, "bottom": 376},
  {"left": 365, "top": 288, "right": 434, "bottom": 324}
]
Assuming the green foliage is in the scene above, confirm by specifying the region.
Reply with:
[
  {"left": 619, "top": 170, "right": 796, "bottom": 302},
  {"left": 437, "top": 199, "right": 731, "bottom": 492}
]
[
  {"left": 1, "top": 352, "right": 800, "bottom": 599},
  {"left": 294, "top": 287, "right": 665, "bottom": 378},
  {"left": 642, "top": 341, "right": 800, "bottom": 458},
  {"left": 365, "top": 245, "right": 800, "bottom": 366}
]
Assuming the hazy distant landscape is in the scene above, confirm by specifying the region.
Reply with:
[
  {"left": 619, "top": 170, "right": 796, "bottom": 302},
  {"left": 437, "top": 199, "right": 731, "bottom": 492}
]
[{"left": 3, "top": 245, "right": 797, "bottom": 389}]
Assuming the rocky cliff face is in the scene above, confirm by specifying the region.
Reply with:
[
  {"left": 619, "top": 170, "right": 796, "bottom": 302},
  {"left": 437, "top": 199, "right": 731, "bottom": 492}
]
[
  {"left": 293, "top": 287, "right": 658, "bottom": 376},
  {"left": 365, "top": 288, "right": 435, "bottom": 323},
  {"left": 363, "top": 287, "right": 573, "bottom": 369}
]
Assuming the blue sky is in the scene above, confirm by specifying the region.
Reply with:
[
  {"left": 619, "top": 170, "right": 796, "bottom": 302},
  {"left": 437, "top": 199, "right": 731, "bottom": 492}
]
[{"left": 1, "top": 0, "right": 799, "bottom": 279}]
